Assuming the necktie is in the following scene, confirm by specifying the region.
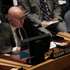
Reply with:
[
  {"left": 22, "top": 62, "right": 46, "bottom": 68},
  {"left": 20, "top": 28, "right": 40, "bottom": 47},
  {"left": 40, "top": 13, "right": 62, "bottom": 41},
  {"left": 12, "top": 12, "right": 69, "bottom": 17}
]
[
  {"left": 14, "top": 28, "right": 24, "bottom": 47},
  {"left": 40, "top": 0, "right": 53, "bottom": 20}
]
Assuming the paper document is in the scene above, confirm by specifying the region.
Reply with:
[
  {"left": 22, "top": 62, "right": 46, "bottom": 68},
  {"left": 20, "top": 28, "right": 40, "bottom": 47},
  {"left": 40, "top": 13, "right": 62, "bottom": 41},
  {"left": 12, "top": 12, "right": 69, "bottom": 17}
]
[
  {"left": 58, "top": 0, "right": 66, "bottom": 5},
  {"left": 47, "top": 20, "right": 59, "bottom": 26}
]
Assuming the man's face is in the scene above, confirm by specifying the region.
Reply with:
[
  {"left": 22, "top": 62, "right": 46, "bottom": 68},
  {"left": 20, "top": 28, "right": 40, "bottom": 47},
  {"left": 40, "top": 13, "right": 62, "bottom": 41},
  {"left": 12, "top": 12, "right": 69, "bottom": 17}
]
[{"left": 8, "top": 10, "right": 26, "bottom": 28}]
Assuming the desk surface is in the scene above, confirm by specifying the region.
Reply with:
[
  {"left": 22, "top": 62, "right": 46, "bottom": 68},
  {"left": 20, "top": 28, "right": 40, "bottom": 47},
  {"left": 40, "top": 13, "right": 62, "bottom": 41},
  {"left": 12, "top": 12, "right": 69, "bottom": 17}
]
[
  {"left": 0, "top": 53, "right": 70, "bottom": 70},
  {"left": 30, "top": 54, "right": 70, "bottom": 70},
  {"left": 0, "top": 65, "right": 13, "bottom": 70}
]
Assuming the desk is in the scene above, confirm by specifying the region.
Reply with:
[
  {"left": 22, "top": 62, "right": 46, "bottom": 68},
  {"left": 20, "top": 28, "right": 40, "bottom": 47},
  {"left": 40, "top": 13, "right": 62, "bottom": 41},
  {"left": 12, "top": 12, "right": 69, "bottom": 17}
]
[
  {"left": 29, "top": 54, "right": 70, "bottom": 70},
  {"left": 0, "top": 53, "right": 70, "bottom": 70},
  {"left": 0, "top": 32, "right": 70, "bottom": 70}
]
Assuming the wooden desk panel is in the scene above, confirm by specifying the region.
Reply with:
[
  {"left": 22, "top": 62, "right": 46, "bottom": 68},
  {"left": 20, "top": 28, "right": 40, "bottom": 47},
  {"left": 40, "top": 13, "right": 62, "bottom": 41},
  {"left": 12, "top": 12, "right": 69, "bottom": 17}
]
[
  {"left": 0, "top": 65, "right": 13, "bottom": 70},
  {"left": 0, "top": 54, "right": 70, "bottom": 70},
  {"left": 29, "top": 54, "right": 70, "bottom": 70},
  {"left": 0, "top": 49, "right": 70, "bottom": 70}
]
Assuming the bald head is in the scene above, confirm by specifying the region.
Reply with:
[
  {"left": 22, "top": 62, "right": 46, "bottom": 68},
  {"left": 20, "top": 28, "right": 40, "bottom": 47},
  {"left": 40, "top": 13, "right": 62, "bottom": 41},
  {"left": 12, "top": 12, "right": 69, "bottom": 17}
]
[
  {"left": 8, "top": 6, "right": 25, "bottom": 17},
  {"left": 8, "top": 6, "right": 26, "bottom": 28}
]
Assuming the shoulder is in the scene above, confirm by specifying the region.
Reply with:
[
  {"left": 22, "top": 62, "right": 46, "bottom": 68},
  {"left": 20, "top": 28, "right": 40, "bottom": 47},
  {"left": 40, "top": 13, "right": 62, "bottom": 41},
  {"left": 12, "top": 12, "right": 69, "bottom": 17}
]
[{"left": 24, "top": 17, "right": 33, "bottom": 27}]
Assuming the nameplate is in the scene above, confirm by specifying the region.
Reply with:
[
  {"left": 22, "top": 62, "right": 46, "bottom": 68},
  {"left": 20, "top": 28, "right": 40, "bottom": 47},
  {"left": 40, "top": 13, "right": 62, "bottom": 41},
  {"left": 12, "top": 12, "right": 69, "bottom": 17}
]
[{"left": 53, "top": 47, "right": 70, "bottom": 58}]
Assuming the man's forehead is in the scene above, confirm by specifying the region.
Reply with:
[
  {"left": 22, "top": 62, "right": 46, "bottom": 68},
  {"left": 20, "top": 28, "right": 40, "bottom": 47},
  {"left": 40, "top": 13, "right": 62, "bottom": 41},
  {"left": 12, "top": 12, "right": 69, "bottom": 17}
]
[{"left": 8, "top": 7, "right": 26, "bottom": 17}]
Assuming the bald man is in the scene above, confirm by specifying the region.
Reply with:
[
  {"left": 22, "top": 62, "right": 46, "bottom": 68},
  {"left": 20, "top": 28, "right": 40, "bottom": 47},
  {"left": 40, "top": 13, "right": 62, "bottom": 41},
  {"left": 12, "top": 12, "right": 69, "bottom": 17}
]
[
  {"left": 6, "top": 6, "right": 51, "bottom": 65},
  {"left": 7, "top": 6, "right": 38, "bottom": 53},
  {"left": 7, "top": 6, "right": 26, "bottom": 53}
]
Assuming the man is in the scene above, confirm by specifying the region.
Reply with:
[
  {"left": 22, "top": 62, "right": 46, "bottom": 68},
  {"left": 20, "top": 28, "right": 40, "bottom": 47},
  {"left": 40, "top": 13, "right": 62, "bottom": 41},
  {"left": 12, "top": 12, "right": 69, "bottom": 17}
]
[
  {"left": 17, "top": 0, "right": 67, "bottom": 33},
  {"left": 17, "top": 0, "right": 54, "bottom": 24},
  {"left": 7, "top": 6, "right": 51, "bottom": 65}
]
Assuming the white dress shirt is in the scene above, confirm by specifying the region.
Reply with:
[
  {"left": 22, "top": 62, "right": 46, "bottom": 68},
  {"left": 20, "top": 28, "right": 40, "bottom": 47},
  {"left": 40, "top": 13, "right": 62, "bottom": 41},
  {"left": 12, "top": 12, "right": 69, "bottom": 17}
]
[{"left": 10, "top": 25, "right": 21, "bottom": 53}]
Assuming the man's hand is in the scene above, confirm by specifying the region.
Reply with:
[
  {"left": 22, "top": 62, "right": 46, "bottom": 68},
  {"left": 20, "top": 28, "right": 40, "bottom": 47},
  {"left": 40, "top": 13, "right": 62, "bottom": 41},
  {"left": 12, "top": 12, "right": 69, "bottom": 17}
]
[
  {"left": 12, "top": 46, "right": 21, "bottom": 53},
  {"left": 41, "top": 21, "right": 48, "bottom": 28}
]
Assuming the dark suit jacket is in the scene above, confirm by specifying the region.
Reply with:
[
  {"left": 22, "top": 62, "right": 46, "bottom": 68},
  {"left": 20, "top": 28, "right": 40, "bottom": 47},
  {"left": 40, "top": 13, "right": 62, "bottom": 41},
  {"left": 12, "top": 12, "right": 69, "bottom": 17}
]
[
  {"left": 10, "top": 17, "right": 41, "bottom": 48},
  {"left": 0, "top": 18, "right": 52, "bottom": 65},
  {"left": 0, "top": 18, "right": 51, "bottom": 56}
]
